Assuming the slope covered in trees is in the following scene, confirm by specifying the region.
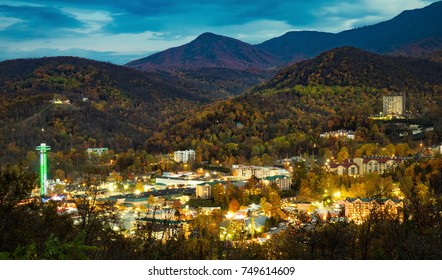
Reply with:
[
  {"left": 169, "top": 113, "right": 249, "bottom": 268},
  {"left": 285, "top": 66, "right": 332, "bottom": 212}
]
[
  {"left": 258, "top": 47, "right": 442, "bottom": 92},
  {"left": 0, "top": 57, "right": 223, "bottom": 162},
  {"left": 148, "top": 47, "right": 442, "bottom": 163}
]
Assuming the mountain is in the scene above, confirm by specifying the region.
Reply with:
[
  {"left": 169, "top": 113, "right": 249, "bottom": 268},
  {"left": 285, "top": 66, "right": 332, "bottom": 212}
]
[
  {"left": 259, "top": 46, "right": 442, "bottom": 92},
  {"left": 127, "top": 2, "right": 442, "bottom": 73},
  {"left": 126, "top": 32, "right": 281, "bottom": 71},
  {"left": 0, "top": 56, "right": 226, "bottom": 162},
  {"left": 148, "top": 47, "right": 442, "bottom": 161},
  {"left": 125, "top": 2, "right": 442, "bottom": 97},
  {"left": 257, "top": 1, "right": 442, "bottom": 63}
]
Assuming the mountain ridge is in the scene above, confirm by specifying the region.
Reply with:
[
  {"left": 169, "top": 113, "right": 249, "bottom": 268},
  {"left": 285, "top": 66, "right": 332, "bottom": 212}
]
[
  {"left": 257, "top": 46, "right": 442, "bottom": 92},
  {"left": 0, "top": 56, "right": 224, "bottom": 162},
  {"left": 127, "top": 1, "right": 442, "bottom": 71},
  {"left": 257, "top": 1, "right": 442, "bottom": 63},
  {"left": 148, "top": 46, "right": 442, "bottom": 160}
]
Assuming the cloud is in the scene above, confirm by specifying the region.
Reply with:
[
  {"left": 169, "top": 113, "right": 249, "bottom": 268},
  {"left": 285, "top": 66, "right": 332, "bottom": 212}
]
[
  {"left": 62, "top": 8, "right": 113, "bottom": 34},
  {"left": 0, "top": 0, "right": 440, "bottom": 63},
  {"left": 0, "top": 15, "right": 23, "bottom": 30},
  {"left": 0, "top": 4, "right": 84, "bottom": 39},
  {"left": 1, "top": 30, "right": 195, "bottom": 64},
  {"left": 311, "top": 0, "right": 438, "bottom": 32}
]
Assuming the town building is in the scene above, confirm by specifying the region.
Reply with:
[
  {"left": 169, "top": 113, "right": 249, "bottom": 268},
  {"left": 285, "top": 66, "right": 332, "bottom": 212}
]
[
  {"left": 196, "top": 183, "right": 212, "bottom": 199},
  {"left": 320, "top": 130, "right": 355, "bottom": 140},
  {"left": 232, "top": 165, "right": 289, "bottom": 180},
  {"left": 326, "top": 156, "right": 404, "bottom": 176},
  {"left": 327, "top": 159, "right": 360, "bottom": 176},
  {"left": 262, "top": 175, "right": 291, "bottom": 191},
  {"left": 86, "top": 147, "right": 109, "bottom": 156},
  {"left": 344, "top": 197, "right": 404, "bottom": 223},
  {"left": 173, "top": 149, "right": 195, "bottom": 163},
  {"left": 353, "top": 157, "right": 402, "bottom": 175},
  {"left": 383, "top": 95, "right": 405, "bottom": 116},
  {"left": 51, "top": 99, "right": 70, "bottom": 105},
  {"left": 155, "top": 175, "right": 207, "bottom": 187}
]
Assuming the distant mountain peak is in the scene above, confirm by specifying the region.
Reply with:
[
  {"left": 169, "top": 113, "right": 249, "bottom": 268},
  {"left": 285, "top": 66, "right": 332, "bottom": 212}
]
[
  {"left": 188, "top": 32, "right": 250, "bottom": 47},
  {"left": 196, "top": 32, "right": 220, "bottom": 39},
  {"left": 126, "top": 32, "right": 281, "bottom": 71}
]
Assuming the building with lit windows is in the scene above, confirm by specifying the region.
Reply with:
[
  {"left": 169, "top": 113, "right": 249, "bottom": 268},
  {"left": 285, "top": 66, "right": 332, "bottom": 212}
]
[
  {"left": 173, "top": 149, "right": 195, "bottom": 163},
  {"left": 383, "top": 95, "right": 405, "bottom": 116},
  {"left": 326, "top": 156, "right": 403, "bottom": 176},
  {"left": 326, "top": 160, "right": 360, "bottom": 176},
  {"left": 262, "top": 175, "right": 291, "bottom": 191},
  {"left": 86, "top": 147, "right": 109, "bottom": 156},
  {"left": 232, "top": 165, "right": 289, "bottom": 180},
  {"left": 320, "top": 130, "right": 355, "bottom": 140},
  {"left": 196, "top": 183, "right": 212, "bottom": 199},
  {"left": 344, "top": 197, "right": 403, "bottom": 223},
  {"left": 353, "top": 157, "right": 402, "bottom": 175}
]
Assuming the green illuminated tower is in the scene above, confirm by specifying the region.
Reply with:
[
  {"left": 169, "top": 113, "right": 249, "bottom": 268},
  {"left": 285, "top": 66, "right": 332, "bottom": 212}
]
[{"left": 36, "top": 143, "right": 51, "bottom": 196}]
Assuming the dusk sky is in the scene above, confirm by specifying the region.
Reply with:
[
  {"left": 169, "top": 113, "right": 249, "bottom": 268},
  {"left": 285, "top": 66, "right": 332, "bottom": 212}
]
[{"left": 0, "top": 0, "right": 439, "bottom": 64}]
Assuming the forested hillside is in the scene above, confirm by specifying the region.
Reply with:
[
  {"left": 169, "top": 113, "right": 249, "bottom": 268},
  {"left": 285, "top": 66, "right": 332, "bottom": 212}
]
[
  {"left": 0, "top": 57, "right": 219, "bottom": 162},
  {"left": 148, "top": 47, "right": 442, "bottom": 164}
]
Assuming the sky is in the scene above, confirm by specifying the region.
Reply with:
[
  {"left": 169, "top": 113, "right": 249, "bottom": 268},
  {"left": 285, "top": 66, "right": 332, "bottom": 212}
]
[{"left": 0, "top": 0, "right": 440, "bottom": 64}]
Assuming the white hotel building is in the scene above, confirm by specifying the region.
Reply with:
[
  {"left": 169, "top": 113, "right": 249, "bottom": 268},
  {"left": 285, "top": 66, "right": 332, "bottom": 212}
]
[{"left": 173, "top": 149, "right": 195, "bottom": 163}]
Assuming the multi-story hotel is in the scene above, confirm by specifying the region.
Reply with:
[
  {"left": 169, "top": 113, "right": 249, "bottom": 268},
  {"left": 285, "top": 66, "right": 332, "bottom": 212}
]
[
  {"left": 173, "top": 149, "right": 196, "bottom": 163},
  {"left": 326, "top": 156, "right": 403, "bottom": 176},
  {"left": 383, "top": 95, "right": 405, "bottom": 116},
  {"left": 262, "top": 175, "right": 291, "bottom": 191},
  {"left": 232, "top": 165, "right": 289, "bottom": 180},
  {"left": 344, "top": 197, "right": 404, "bottom": 223}
]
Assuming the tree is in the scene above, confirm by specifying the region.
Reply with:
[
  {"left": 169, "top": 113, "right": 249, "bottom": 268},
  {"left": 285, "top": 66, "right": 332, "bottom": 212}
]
[
  {"left": 135, "top": 181, "right": 144, "bottom": 193},
  {"left": 337, "top": 147, "right": 350, "bottom": 162},
  {"left": 211, "top": 183, "right": 226, "bottom": 207},
  {"left": 69, "top": 157, "right": 115, "bottom": 245},
  {"left": 0, "top": 163, "right": 37, "bottom": 250},
  {"left": 148, "top": 195, "right": 155, "bottom": 207},
  {"left": 229, "top": 199, "right": 240, "bottom": 212},
  {"left": 291, "top": 161, "right": 307, "bottom": 192},
  {"left": 395, "top": 143, "right": 410, "bottom": 157},
  {"left": 55, "top": 169, "right": 66, "bottom": 181},
  {"left": 260, "top": 197, "right": 271, "bottom": 217}
]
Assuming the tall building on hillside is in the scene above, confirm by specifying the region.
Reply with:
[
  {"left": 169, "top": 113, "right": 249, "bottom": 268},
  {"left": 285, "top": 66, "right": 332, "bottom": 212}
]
[
  {"left": 173, "top": 149, "right": 195, "bottom": 163},
  {"left": 383, "top": 94, "right": 405, "bottom": 116}
]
